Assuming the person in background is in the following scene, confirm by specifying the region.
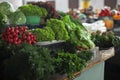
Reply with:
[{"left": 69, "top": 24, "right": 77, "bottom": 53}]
[{"left": 117, "top": 3, "right": 120, "bottom": 12}]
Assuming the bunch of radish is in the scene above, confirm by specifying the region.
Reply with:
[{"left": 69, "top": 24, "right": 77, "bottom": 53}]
[{"left": 2, "top": 26, "right": 36, "bottom": 45}]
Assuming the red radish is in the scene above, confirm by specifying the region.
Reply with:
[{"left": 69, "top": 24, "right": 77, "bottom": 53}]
[
  {"left": 22, "top": 35, "right": 27, "bottom": 40},
  {"left": 2, "top": 26, "right": 36, "bottom": 45},
  {"left": 11, "top": 27, "right": 15, "bottom": 32},
  {"left": 14, "top": 41, "right": 18, "bottom": 45},
  {"left": 15, "top": 29, "right": 19, "bottom": 34},
  {"left": 15, "top": 26, "right": 19, "bottom": 30},
  {"left": 9, "top": 39, "right": 13, "bottom": 43},
  {"left": 27, "top": 36, "right": 31, "bottom": 40},
  {"left": 14, "top": 37, "right": 18, "bottom": 42},
  {"left": 6, "top": 27, "right": 11, "bottom": 32},
  {"left": 18, "top": 39, "right": 22, "bottom": 44},
  {"left": 32, "top": 41, "right": 36, "bottom": 44}
]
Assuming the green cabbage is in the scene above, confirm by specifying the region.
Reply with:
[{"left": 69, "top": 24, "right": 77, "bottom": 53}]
[
  {"left": 0, "top": 2, "right": 14, "bottom": 16},
  {"left": 9, "top": 10, "right": 26, "bottom": 25}
]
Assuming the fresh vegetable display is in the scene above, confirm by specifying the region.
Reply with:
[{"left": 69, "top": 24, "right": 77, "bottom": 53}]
[
  {"left": 54, "top": 52, "right": 86, "bottom": 79},
  {"left": 77, "top": 50, "right": 93, "bottom": 62},
  {"left": 91, "top": 31, "right": 114, "bottom": 48},
  {"left": 2, "top": 26, "right": 36, "bottom": 45},
  {"left": 31, "top": 27, "right": 55, "bottom": 41},
  {"left": 62, "top": 15, "right": 95, "bottom": 49},
  {"left": 0, "top": 13, "right": 6, "bottom": 33},
  {"left": 0, "top": 2, "right": 14, "bottom": 16},
  {"left": 46, "top": 18, "right": 69, "bottom": 40},
  {"left": 0, "top": 43, "right": 54, "bottom": 80},
  {"left": 18, "top": 4, "right": 48, "bottom": 17},
  {"left": 9, "top": 10, "right": 26, "bottom": 25},
  {"left": 30, "top": 2, "right": 59, "bottom": 19},
  {"left": 0, "top": 1, "right": 107, "bottom": 80}
]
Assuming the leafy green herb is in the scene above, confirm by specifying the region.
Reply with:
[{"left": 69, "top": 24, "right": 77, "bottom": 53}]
[
  {"left": 77, "top": 50, "right": 93, "bottom": 62},
  {"left": 46, "top": 19, "right": 69, "bottom": 40},
  {"left": 31, "top": 27, "right": 55, "bottom": 41},
  {"left": 63, "top": 41, "right": 78, "bottom": 53},
  {"left": 54, "top": 52, "right": 86, "bottom": 79},
  {"left": 18, "top": 4, "right": 48, "bottom": 17},
  {"left": 29, "top": 2, "right": 59, "bottom": 19},
  {"left": 1, "top": 43, "right": 54, "bottom": 80}
]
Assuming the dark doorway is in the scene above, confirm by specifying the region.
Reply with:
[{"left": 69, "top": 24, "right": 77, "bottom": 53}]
[
  {"left": 104, "top": 0, "right": 117, "bottom": 9},
  {"left": 69, "top": 0, "right": 79, "bottom": 9}
]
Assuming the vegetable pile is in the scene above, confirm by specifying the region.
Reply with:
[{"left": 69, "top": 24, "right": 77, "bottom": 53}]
[
  {"left": 91, "top": 31, "right": 114, "bottom": 48},
  {"left": 18, "top": 4, "right": 48, "bottom": 17},
  {"left": 54, "top": 52, "right": 86, "bottom": 79},
  {"left": 0, "top": 43, "right": 54, "bottom": 80},
  {"left": 0, "top": 1, "right": 97, "bottom": 80},
  {"left": 77, "top": 50, "right": 93, "bottom": 62},
  {"left": 30, "top": 2, "right": 59, "bottom": 19},
  {"left": 46, "top": 19, "right": 69, "bottom": 40},
  {"left": 31, "top": 27, "right": 55, "bottom": 41},
  {"left": 62, "top": 15, "right": 95, "bottom": 49},
  {"left": 9, "top": 10, "right": 26, "bottom": 25},
  {"left": 0, "top": 2, "right": 14, "bottom": 16},
  {"left": 2, "top": 26, "right": 36, "bottom": 45}
]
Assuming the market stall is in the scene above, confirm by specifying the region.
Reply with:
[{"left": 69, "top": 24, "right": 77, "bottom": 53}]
[{"left": 0, "top": 1, "right": 119, "bottom": 80}]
